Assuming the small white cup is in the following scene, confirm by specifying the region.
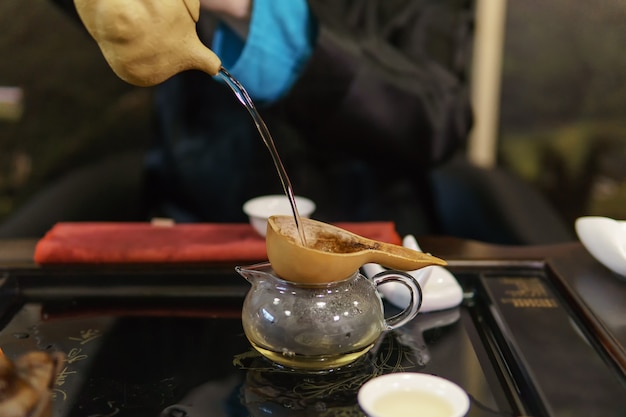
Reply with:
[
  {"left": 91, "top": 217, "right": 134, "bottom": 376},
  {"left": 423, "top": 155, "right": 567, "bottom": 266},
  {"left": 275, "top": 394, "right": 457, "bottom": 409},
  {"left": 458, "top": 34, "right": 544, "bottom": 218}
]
[
  {"left": 243, "top": 194, "right": 316, "bottom": 237},
  {"left": 358, "top": 372, "right": 469, "bottom": 417}
]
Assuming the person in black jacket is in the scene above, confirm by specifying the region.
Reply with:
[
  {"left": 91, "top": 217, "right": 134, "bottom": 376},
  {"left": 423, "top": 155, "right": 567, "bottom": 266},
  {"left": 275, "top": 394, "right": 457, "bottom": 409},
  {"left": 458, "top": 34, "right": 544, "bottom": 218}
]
[
  {"left": 2, "top": 0, "right": 474, "bottom": 238},
  {"left": 147, "top": 0, "right": 473, "bottom": 236}
]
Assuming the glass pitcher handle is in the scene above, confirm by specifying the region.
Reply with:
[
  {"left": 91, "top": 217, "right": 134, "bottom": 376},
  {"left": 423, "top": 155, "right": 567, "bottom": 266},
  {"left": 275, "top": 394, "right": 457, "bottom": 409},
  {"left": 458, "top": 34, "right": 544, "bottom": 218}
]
[{"left": 372, "top": 270, "right": 423, "bottom": 330}]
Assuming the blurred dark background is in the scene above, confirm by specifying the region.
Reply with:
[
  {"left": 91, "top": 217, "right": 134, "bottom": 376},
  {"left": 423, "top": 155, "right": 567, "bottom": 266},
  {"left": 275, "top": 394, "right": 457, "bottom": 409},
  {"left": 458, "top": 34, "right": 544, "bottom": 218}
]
[
  {"left": 0, "top": 0, "right": 624, "bottom": 235},
  {"left": 0, "top": 0, "right": 151, "bottom": 220},
  {"left": 497, "top": 0, "right": 626, "bottom": 223}
]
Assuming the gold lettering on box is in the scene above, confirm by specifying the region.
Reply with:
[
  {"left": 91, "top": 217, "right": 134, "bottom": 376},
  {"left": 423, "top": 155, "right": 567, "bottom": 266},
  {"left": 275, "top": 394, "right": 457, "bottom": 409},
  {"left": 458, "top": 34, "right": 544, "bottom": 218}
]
[
  {"left": 501, "top": 298, "right": 558, "bottom": 308},
  {"left": 499, "top": 277, "right": 558, "bottom": 308}
]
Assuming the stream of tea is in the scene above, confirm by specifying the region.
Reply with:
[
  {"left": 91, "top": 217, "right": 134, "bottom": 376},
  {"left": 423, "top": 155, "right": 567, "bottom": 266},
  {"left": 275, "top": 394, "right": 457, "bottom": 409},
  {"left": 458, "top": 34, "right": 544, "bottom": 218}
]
[{"left": 217, "top": 67, "right": 307, "bottom": 246}]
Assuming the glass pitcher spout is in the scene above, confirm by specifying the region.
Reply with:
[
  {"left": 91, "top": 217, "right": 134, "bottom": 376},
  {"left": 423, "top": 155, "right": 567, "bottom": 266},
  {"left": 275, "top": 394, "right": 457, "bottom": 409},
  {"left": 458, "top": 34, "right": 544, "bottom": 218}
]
[{"left": 235, "top": 262, "right": 275, "bottom": 285}]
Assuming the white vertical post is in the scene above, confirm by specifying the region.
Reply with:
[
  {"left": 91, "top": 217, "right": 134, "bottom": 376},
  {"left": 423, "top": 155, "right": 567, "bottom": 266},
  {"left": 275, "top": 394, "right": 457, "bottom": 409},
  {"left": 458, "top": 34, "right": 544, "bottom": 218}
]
[{"left": 467, "top": 0, "right": 508, "bottom": 168}]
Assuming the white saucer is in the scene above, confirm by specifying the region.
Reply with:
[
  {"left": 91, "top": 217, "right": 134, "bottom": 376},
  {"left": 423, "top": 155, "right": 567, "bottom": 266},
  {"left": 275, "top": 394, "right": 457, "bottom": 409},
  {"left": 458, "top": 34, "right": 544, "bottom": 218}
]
[
  {"left": 362, "top": 235, "right": 464, "bottom": 312},
  {"left": 575, "top": 216, "right": 626, "bottom": 278}
]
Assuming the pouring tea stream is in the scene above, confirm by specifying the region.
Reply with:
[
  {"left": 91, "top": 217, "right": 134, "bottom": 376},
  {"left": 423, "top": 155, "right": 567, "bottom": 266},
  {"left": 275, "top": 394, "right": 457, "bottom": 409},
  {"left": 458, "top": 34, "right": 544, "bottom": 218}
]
[
  {"left": 72, "top": 0, "right": 448, "bottom": 282},
  {"left": 73, "top": 0, "right": 448, "bottom": 278},
  {"left": 73, "top": 0, "right": 308, "bottom": 245}
]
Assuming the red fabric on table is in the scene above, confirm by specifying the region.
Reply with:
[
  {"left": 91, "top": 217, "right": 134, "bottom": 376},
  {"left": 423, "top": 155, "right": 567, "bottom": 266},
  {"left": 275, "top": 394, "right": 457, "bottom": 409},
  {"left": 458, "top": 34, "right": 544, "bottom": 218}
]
[{"left": 33, "top": 222, "right": 402, "bottom": 265}]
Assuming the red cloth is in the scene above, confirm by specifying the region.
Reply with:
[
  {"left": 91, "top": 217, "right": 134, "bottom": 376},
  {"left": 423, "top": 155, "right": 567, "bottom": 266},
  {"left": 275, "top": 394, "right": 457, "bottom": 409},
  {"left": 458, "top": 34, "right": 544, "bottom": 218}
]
[{"left": 34, "top": 222, "right": 402, "bottom": 265}]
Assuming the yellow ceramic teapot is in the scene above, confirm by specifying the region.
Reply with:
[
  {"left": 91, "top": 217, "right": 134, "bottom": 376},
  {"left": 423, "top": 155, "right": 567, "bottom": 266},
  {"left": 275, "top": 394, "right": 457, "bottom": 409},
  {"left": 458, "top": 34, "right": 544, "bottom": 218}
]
[{"left": 73, "top": 0, "right": 222, "bottom": 86}]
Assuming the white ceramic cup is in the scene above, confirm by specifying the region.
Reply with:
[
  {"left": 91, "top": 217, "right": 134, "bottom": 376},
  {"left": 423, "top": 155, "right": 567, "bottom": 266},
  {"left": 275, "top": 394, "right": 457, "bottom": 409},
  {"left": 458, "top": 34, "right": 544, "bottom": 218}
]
[
  {"left": 358, "top": 372, "right": 470, "bottom": 417},
  {"left": 243, "top": 194, "right": 316, "bottom": 237}
]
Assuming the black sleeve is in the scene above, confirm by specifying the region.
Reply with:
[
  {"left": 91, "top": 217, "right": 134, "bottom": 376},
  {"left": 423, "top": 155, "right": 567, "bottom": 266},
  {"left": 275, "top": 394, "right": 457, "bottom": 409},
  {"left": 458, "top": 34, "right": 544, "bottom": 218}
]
[{"left": 279, "top": 0, "right": 474, "bottom": 168}]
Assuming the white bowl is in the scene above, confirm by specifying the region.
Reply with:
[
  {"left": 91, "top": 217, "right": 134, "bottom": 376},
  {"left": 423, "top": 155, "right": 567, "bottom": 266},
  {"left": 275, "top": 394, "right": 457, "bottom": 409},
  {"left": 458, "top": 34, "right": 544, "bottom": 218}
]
[
  {"left": 358, "top": 372, "right": 469, "bottom": 417},
  {"left": 575, "top": 216, "right": 626, "bottom": 277},
  {"left": 243, "top": 195, "right": 316, "bottom": 237}
]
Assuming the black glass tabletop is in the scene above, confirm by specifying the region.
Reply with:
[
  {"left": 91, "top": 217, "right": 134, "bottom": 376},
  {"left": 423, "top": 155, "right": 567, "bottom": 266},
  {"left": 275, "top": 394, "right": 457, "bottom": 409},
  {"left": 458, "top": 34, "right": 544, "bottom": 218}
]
[{"left": 0, "top": 258, "right": 624, "bottom": 417}]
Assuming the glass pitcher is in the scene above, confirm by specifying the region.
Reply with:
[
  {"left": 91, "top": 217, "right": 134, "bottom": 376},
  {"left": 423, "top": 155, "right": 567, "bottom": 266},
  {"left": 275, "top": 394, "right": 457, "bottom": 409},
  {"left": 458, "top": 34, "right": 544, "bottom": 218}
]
[{"left": 236, "top": 262, "right": 423, "bottom": 371}]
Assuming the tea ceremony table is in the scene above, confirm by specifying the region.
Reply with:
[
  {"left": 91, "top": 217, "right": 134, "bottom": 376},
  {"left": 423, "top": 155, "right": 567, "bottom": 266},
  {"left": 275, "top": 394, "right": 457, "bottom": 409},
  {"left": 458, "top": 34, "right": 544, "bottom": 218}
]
[{"left": 0, "top": 236, "right": 624, "bottom": 417}]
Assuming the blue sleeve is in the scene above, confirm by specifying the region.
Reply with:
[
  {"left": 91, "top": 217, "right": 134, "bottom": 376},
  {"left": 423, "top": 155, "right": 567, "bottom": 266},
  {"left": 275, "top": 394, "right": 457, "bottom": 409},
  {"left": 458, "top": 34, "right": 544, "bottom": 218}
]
[{"left": 211, "top": 0, "right": 318, "bottom": 103}]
